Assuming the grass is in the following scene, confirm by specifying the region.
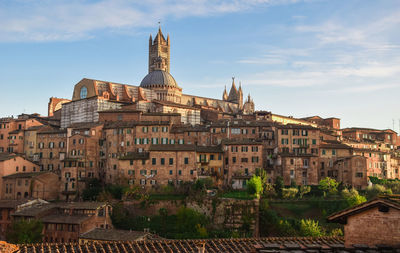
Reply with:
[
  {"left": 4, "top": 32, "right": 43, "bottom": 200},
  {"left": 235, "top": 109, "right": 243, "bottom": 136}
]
[
  {"left": 149, "top": 194, "right": 186, "bottom": 200},
  {"left": 221, "top": 191, "right": 256, "bottom": 200}
]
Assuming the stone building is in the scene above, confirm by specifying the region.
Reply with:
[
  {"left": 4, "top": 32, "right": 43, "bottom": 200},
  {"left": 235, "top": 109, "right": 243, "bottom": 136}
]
[
  {"left": 1, "top": 172, "right": 59, "bottom": 200},
  {"left": 0, "top": 154, "right": 39, "bottom": 198},
  {"left": 12, "top": 201, "right": 113, "bottom": 243},
  {"left": 60, "top": 28, "right": 254, "bottom": 129},
  {"left": 328, "top": 195, "right": 400, "bottom": 247},
  {"left": 276, "top": 124, "right": 320, "bottom": 185}
]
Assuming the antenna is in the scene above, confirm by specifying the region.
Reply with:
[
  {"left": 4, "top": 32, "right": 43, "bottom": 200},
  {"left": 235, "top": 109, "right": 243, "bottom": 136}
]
[{"left": 393, "top": 119, "right": 395, "bottom": 131}]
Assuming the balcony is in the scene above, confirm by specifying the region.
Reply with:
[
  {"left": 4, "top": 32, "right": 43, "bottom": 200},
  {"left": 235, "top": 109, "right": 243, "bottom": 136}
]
[{"left": 198, "top": 159, "right": 209, "bottom": 165}]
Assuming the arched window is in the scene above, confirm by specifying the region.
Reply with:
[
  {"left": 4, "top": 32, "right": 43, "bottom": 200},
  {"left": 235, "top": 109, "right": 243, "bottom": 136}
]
[{"left": 80, "top": 86, "right": 88, "bottom": 99}]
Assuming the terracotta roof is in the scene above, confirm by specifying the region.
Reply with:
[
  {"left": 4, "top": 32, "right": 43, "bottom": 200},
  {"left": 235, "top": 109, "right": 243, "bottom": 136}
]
[
  {"left": 12, "top": 203, "right": 56, "bottom": 218},
  {"left": 328, "top": 195, "right": 400, "bottom": 224},
  {"left": 15, "top": 236, "right": 357, "bottom": 253},
  {"left": 170, "top": 125, "right": 208, "bottom": 133},
  {"left": 79, "top": 228, "right": 161, "bottom": 242},
  {"left": 0, "top": 153, "right": 17, "bottom": 162},
  {"left": 3, "top": 172, "right": 47, "bottom": 179},
  {"left": 41, "top": 214, "right": 91, "bottom": 224},
  {"left": 222, "top": 139, "right": 262, "bottom": 145},
  {"left": 149, "top": 144, "right": 196, "bottom": 152},
  {"left": 320, "top": 142, "right": 352, "bottom": 149},
  {"left": 68, "top": 122, "right": 103, "bottom": 129},
  {"left": 9, "top": 129, "right": 23, "bottom": 134},
  {"left": 56, "top": 202, "right": 108, "bottom": 210},
  {"left": 153, "top": 100, "right": 200, "bottom": 110},
  {"left": 0, "top": 199, "right": 29, "bottom": 209},
  {"left": 104, "top": 121, "right": 170, "bottom": 129},
  {"left": 195, "top": 146, "right": 224, "bottom": 153},
  {"left": 119, "top": 152, "right": 150, "bottom": 160},
  {"left": 277, "top": 124, "right": 318, "bottom": 130}
]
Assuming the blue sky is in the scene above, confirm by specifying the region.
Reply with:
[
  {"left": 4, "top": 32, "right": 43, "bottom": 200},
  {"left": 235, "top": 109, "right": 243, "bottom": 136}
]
[{"left": 0, "top": 0, "right": 399, "bottom": 130}]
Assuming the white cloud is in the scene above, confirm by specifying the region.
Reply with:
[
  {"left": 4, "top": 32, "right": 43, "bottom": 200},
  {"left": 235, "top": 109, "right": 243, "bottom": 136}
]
[{"left": 0, "top": 0, "right": 307, "bottom": 42}]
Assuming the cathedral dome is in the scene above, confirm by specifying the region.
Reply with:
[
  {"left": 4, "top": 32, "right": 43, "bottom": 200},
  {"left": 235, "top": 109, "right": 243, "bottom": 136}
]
[{"left": 140, "top": 70, "right": 180, "bottom": 89}]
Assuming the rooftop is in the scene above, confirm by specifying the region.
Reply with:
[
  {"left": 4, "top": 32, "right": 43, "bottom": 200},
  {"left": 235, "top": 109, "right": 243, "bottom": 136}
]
[
  {"left": 79, "top": 228, "right": 161, "bottom": 242},
  {"left": 17, "top": 236, "right": 347, "bottom": 253}
]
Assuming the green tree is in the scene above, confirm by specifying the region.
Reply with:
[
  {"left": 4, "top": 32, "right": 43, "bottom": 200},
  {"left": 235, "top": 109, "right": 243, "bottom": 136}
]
[
  {"left": 176, "top": 207, "right": 208, "bottom": 237},
  {"left": 82, "top": 178, "right": 102, "bottom": 201},
  {"left": 299, "top": 219, "right": 324, "bottom": 237},
  {"left": 274, "top": 176, "right": 284, "bottom": 198},
  {"left": 318, "top": 177, "right": 339, "bottom": 196},
  {"left": 341, "top": 188, "right": 366, "bottom": 207},
  {"left": 6, "top": 219, "right": 43, "bottom": 244},
  {"left": 247, "top": 175, "right": 263, "bottom": 198}
]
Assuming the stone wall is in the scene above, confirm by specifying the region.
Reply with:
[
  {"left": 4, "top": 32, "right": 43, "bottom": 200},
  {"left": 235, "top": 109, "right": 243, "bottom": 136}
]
[
  {"left": 344, "top": 206, "right": 400, "bottom": 247},
  {"left": 124, "top": 197, "right": 259, "bottom": 236}
]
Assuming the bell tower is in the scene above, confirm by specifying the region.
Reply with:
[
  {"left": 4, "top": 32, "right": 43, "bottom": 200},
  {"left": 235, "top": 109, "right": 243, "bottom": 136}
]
[{"left": 148, "top": 27, "right": 170, "bottom": 73}]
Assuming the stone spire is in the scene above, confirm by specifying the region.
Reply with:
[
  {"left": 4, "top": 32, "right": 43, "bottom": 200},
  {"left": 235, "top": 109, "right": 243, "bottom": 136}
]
[
  {"left": 223, "top": 86, "right": 228, "bottom": 101},
  {"left": 148, "top": 26, "right": 170, "bottom": 73},
  {"left": 228, "top": 77, "right": 239, "bottom": 103}
]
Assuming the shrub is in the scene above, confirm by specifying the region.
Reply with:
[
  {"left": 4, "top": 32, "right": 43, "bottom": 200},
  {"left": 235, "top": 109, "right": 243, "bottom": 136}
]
[
  {"left": 299, "top": 185, "right": 311, "bottom": 198},
  {"left": 341, "top": 188, "right": 367, "bottom": 207},
  {"left": 274, "top": 176, "right": 284, "bottom": 198},
  {"left": 318, "top": 177, "right": 339, "bottom": 196},
  {"left": 330, "top": 228, "right": 343, "bottom": 236},
  {"left": 366, "top": 184, "right": 392, "bottom": 199},
  {"left": 247, "top": 175, "right": 263, "bottom": 198},
  {"left": 6, "top": 219, "right": 43, "bottom": 244},
  {"left": 299, "top": 219, "right": 324, "bottom": 237},
  {"left": 282, "top": 188, "right": 298, "bottom": 199}
]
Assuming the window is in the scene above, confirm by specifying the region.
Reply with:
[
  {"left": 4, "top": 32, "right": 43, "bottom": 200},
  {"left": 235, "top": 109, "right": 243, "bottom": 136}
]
[
  {"left": 49, "top": 142, "right": 54, "bottom": 148},
  {"left": 152, "top": 158, "right": 156, "bottom": 165},
  {"left": 210, "top": 154, "right": 215, "bottom": 160},
  {"left": 23, "top": 166, "right": 26, "bottom": 172},
  {"left": 232, "top": 157, "right": 236, "bottom": 163},
  {"left": 356, "top": 172, "right": 363, "bottom": 178},
  {"left": 251, "top": 146, "right": 258, "bottom": 152},
  {"left": 169, "top": 170, "right": 173, "bottom": 175},
  {"left": 231, "top": 146, "right": 238, "bottom": 152},
  {"left": 241, "top": 158, "right": 248, "bottom": 163},
  {"left": 59, "top": 142, "right": 65, "bottom": 148},
  {"left": 231, "top": 128, "right": 240, "bottom": 134},
  {"left": 142, "top": 127, "right": 148, "bottom": 133},
  {"left": 152, "top": 127, "right": 158, "bottom": 132},
  {"left": 178, "top": 170, "right": 182, "bottom": 175},
  {"left": 241, "top": 146, "right": 248, "bottom": 152},
  {"left": 150, "top": 170, "right": 157, "bottom": 175},
  {"left": 16, "top": 166, "right": 19, "bottom": 172},
  {"left": 161, "top": 158, "right": 165, "bottom": 165},
  {"left": 332, "top": 149, "right": 336, "bottom": 156},
  {"left": 162, "top": 126, "right": 168, "bottom": 132},
  {"left": 169, "top": 158, "right": 174, "bottom": 165},
  {"left": 80, "top": 86, "right": 88, "bottom": 99},
  {"left": 140, "top": 170, "right": 147, "bottom": 175},
  {"left": 152, "top": 138, "right": 159, "bottom": 144},
  {"left": 184, "top": 157, "right": 189, "bottom": 164},
  {"left": 252, "top": 156, "right": 259, "bottom": 163},
  {"left": 322, "top": 149, "right": 326, "bottom": 155},
  {"left": 140, "top": 179, "right": 146, "bottom": 185},
  {"left": 312, "top": 139, "right": 317, "bottom": 145},
  {"left": 281, "top": 129, "right": 288, "bottom": 135}
]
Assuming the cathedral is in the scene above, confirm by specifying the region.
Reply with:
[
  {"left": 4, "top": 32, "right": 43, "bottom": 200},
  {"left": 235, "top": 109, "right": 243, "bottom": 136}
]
[{"left": 58, "top": 27, "right": 255, "bottom": 128}]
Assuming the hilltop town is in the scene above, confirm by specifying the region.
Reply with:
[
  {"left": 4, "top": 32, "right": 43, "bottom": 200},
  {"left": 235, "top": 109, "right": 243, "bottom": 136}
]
[{"left": 0, "top": 28, "right": 399, "bottom": 252}]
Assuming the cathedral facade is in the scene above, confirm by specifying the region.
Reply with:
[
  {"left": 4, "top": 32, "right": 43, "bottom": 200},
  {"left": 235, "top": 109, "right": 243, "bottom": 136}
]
[{"left": 60, "top": 28, "right": 255, "bottom": 128}]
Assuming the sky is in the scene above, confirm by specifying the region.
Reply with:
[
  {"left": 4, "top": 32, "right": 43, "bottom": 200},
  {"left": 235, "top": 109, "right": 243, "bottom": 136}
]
[{"left": 0, "top": 0, "right": 399, "bottom": 130}]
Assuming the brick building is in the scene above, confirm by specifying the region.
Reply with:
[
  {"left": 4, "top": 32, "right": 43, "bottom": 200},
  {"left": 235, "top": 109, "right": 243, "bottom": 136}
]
[{"left": 12, "top": 201, "right": 113, "bottom": 243}]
